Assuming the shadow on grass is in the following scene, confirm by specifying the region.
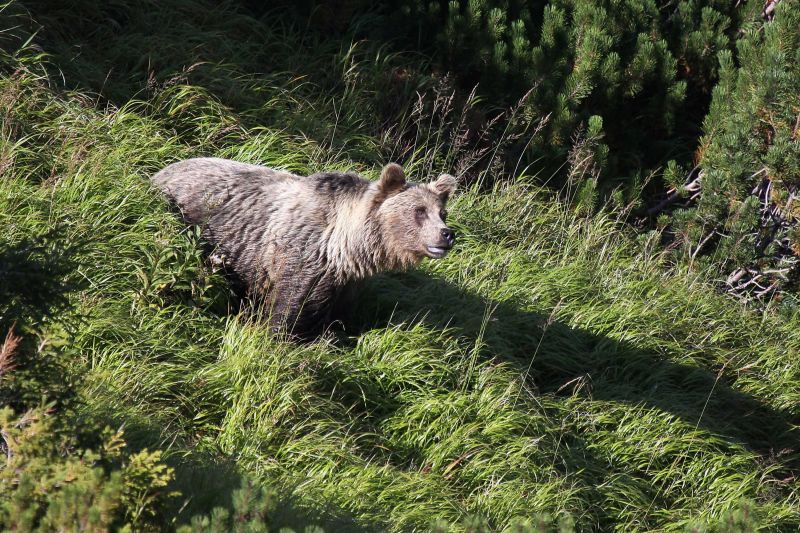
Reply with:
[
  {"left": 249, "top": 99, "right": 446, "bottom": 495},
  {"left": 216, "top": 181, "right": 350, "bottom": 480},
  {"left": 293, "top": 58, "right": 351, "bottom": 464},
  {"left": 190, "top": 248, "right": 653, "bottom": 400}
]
[
  {"left": 0, "top": 226, "right": 88, "bottom": 411},
  {"left": 0, "top": 226, "right": 84, "bottom": 329},
  {"left": 167, "top": 454, "right": 380, "bottom": 532},
  {"left": 15, "top": 0, "right": 310, "bottom": 113},
  {"left": 113, "top": 417, "right": 376, "bottom": 532},
  {"left": 343, "top": 270, "right": 800, "bottom": 475}
]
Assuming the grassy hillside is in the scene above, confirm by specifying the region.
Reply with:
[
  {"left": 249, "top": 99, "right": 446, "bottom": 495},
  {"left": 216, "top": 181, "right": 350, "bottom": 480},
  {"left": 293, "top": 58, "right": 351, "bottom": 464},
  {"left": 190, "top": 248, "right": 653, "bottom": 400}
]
[{"left": 2, "top": 1, "right": 799, "bottom": 531}]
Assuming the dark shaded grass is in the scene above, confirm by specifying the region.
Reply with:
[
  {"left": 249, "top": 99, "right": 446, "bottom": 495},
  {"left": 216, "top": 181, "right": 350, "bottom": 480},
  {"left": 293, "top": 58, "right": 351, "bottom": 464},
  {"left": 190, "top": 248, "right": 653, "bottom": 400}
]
[
  {"left": 17, "top": 0, "right": 421, "bottom": 167},
  {"left": 0, "top": 226, "right": 85, "bottom": 328}
]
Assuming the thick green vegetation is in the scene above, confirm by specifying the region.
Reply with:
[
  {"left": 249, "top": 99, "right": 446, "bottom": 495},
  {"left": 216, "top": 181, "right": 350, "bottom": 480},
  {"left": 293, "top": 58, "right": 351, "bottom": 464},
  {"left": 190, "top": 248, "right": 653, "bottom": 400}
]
[
  {"left": 374, "top": 0, "right": 742, "bottom": 185},
  {"left": 1, "top": 0, "right": 799, "bottom": 531},
  {"left": 668, "top": 2, "right": 800, "bottom": 302}
]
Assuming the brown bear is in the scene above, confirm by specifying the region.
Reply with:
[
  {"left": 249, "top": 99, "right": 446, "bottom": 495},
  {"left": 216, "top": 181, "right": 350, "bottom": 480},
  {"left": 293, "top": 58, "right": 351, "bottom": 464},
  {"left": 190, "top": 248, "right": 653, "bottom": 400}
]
[{"left": 151, "top": 158, "right": 457, "bottom": 334}]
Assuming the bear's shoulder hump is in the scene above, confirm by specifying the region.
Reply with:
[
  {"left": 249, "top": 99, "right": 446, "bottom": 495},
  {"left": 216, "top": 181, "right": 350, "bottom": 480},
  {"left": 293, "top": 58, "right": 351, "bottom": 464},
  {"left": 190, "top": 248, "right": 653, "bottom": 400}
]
[{"left": 309, "top": 171, "right": 369, "bottom": 195}]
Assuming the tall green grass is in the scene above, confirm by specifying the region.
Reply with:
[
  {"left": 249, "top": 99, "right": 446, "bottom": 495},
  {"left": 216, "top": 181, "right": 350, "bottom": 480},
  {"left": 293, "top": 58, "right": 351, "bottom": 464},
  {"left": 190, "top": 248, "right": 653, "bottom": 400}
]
[{"left": 2, "top": 1, "right": 799, "bottom": 530}]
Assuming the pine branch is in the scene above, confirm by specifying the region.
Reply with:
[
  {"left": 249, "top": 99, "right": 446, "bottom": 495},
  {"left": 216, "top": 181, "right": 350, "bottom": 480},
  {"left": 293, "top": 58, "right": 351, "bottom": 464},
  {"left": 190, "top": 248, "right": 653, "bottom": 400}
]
[{"left": 647, "top": 166, "right": 703, "bottom": 216}]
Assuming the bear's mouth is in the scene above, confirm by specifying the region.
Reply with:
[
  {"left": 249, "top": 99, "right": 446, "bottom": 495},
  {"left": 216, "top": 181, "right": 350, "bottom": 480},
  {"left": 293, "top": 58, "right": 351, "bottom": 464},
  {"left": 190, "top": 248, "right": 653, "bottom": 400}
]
[{"left": 426, "top": 245, "right": 451, "bottom": 258}]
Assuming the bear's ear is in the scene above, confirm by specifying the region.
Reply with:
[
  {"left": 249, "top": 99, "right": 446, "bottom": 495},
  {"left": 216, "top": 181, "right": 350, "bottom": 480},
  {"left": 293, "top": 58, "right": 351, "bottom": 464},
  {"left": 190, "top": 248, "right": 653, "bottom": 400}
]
[
  {"left": 430, "top": 173, "right": 457, "bottom": 202},
  {"left": 376, "top": 163, "right": 407, "bottom": 199}
]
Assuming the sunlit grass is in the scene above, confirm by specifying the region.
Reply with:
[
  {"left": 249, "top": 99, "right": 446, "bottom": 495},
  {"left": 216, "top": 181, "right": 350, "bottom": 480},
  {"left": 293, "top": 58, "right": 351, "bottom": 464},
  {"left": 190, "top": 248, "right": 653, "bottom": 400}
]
[{"left": 2, "top": 1, "right": 799, "bottom": 531}]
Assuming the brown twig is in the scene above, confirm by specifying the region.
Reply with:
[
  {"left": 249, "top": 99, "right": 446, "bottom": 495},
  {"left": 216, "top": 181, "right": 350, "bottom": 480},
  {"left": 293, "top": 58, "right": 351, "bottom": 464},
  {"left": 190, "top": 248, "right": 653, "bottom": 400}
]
[
  {"left": 0, "top": 326, "right": 20, "bottom": 377},
  {"left": 1, "top": 428, "right": 11, "bottom": 466}
]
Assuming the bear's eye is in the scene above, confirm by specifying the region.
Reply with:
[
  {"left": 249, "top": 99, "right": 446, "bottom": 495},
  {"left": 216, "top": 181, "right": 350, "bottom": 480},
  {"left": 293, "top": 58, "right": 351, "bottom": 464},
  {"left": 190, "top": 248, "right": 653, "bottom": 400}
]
[
  {"left": 414, "top": 206, "right": 427, "bottom": 224},
  {"left": 440, "top": 210, "right": 448, "bottom": 222}
]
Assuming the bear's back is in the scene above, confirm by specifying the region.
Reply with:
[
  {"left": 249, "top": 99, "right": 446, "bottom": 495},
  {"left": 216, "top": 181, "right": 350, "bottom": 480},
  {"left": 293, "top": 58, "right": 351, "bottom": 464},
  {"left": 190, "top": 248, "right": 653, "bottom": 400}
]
[
  {"left": 151, "top": 157, "right": 300, "bottom": 225},
  {"left": 150, "top": 159, "right": 374, "bottom": 309}
]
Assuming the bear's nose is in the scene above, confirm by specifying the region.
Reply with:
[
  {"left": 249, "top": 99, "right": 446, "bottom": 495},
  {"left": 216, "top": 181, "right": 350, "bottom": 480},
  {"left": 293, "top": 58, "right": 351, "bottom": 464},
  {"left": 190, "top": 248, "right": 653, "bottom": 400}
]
[{"left": 441, "top": 228, "right": 456, "bottom": 246}]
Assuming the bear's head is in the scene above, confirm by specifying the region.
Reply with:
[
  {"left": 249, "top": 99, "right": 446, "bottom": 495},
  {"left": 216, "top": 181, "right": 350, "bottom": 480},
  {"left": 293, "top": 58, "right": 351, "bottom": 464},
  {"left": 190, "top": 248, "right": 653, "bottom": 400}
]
[{"left": 374, "top": 163, "right": 458, "bottom": 267}]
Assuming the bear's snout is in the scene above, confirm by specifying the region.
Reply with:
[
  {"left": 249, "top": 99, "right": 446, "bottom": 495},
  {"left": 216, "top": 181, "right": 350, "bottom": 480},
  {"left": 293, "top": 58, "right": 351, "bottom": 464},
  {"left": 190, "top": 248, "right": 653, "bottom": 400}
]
[
  {"left": 425, "top": 228, "right": 456, "bottom": 259},
  {"left": 440, "top": 228, "right": 456, "bottom": 247}
]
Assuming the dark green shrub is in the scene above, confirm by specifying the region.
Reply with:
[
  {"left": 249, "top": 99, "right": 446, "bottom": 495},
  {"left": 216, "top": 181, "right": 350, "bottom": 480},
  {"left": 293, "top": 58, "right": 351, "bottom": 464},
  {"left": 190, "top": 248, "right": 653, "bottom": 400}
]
[
  {"left": 667, "top": 1, "right": 800, "bottom": 301},
  {"left": 377, "top": 0, "right": 740, "bottom": 187}
]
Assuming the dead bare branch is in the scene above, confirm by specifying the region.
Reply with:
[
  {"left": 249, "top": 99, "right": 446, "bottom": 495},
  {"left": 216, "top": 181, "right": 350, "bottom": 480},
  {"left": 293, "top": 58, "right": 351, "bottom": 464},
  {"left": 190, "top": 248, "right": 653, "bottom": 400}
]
[
  {"left": 763, "top": 0, "right": 783, "bottom": 20},
  {"left": 647, "top": 166, "right": 703, "bottom": 216},
  {"left": 690, "top": 229, "right": 717, "bottom": 263}
]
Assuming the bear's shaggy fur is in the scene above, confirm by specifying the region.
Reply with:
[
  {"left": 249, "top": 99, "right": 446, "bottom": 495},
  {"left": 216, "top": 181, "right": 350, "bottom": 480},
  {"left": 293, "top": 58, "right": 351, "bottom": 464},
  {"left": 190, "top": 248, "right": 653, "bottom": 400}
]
[{"left": 151, "top": 158, "right": 457, "bottom": 333}]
